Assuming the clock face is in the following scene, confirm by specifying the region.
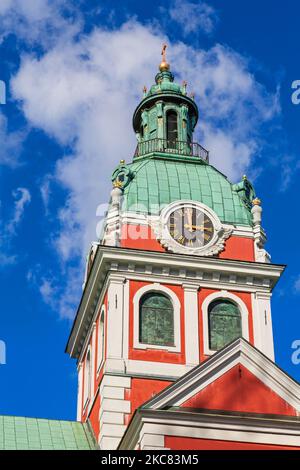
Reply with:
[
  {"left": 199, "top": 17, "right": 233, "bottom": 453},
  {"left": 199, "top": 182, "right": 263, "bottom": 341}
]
[{"left": 167, "top": 206, "right": 214, "bottom": 248}]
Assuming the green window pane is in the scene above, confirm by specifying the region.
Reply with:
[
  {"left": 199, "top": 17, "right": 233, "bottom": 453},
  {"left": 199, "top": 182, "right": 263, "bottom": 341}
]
[
  {"left": 209, "top": 300, "right": 242, "bottom": 351},
  {"left": 139, "top": 293, "right": 174, "bottom": 346}
]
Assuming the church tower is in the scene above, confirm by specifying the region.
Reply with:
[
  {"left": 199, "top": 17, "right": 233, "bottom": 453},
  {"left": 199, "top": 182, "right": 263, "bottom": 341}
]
[{"left": 66, "top": 47, "right": 293, "bottom": 450}]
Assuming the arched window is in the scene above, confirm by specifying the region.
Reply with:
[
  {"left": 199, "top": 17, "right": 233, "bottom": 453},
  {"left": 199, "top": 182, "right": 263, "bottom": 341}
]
[
  {"left": 139, "top": 292, "right": 174, "bottom": 346},
  {"left": 97, "top": 309, "right": 105, "bottom": 371},
  {"left": 208, "top": 300, "right": 242, "bottom": 351},
  {"left": 83, "top": 348, "right": 92, "bottom": 406},
  {"left": 166, "top": 110, "right": 178, "bottom": 144}
]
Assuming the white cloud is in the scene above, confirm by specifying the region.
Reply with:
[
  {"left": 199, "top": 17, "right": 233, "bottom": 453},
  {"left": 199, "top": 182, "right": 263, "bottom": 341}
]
[
  {"left": 7, "top": 187, "right": 31, "bottom": 234},
  {"left": 168, "top": 0, "right": 218, "bottom": 36},
  {"left": 0, "top": 112, "right": 24, "bottom": 166},
  {"left": 11, "top": 22, "right": 279, "bottom": 267},
  {"left": 0, "top": 0, "right": 79, "bottom": 46},
  {"left": 27, "top": 265, "right": 82, "bottom": 320},
  {"left": 0, "top": 187, "right": 31, "bottom": 266},
  {"left": 4, "top": 8, "right": 280, "bottom": 318}
]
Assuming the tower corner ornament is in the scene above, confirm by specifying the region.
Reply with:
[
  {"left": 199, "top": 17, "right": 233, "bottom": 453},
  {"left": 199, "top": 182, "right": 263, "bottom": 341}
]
[{"left": 62, "top": 45, "right": 297, "bottom": 452}]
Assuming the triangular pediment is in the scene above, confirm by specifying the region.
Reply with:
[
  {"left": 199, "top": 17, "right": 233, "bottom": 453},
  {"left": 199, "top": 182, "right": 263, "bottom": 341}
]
[{"left": 142, "top": 338, "right": 300, "bottom": 416}]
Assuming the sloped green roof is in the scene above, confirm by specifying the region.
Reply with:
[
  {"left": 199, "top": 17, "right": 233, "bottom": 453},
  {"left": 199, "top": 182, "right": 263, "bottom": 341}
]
[
  {"left": 120, "top": 157, "right": 253, "bottom": 226},
  {"left": 0, "top": 415, "right": 97, "bottom": 450}
]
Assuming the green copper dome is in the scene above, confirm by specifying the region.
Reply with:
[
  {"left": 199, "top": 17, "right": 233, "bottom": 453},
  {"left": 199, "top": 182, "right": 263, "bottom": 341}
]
[{"left": 113, "top": 157, "right": 254, "bottom": 226}]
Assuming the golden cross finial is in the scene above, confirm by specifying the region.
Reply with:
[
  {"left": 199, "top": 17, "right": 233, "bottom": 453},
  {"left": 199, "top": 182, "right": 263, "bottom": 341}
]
[
  {"left": 161, "top": 44, "right": 167, "bottom": 62},
  {"left": 159, "top": 44, "right": 170, "bottom": 72}
]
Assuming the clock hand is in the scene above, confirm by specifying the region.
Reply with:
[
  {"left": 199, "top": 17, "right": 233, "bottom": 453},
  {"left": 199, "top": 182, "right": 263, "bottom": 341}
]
[
  {"left": 184, "top": 223, "right": 194, "bottom": 232},
  {"left": 186, "top": 208, "right": 193, "bottom": 227},
  {"left": 184, "top": 224, "right": 213, "bottom": 232}
]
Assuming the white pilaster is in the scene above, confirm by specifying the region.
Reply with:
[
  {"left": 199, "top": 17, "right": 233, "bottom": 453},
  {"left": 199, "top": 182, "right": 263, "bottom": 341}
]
[
  {"left": 90, "top": 322, "right": 97, "bottom": 399},
  {"left": 122, "top": 279, "right": 130, "bottom": 360},
  {"left": 182, "top": 284, "right": 200, "bottom": 366},
  {"left": 98, "top": 375, "right": 131, "bottom": 450},
  {"left": 252, "top": 292, "right": 274, "bottom": 360},
  {"left": 77, "top": 363, "right": 83, "bottom": 421},
  {"left": 106, "top": 275, "right": 126, "bottom": 373}
]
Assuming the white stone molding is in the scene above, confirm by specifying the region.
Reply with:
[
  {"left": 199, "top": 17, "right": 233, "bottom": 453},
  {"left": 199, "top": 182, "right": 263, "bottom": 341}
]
[
  {"left": 121, "top": 412, "right": 300, "bottom": 450},
  {"left": 251, "top": 292, "right": 274, "bottom": 360},
  {"left": 67, "top": 246, "right": 284, "bottom": 360},
  {"left": 182, "top": 284, "right": 200, "bottom": 366},
  {"left": 90, "top": 322, "right": 97, "bottom": 399},
  {"left": 201, "top": 291, "right": 249, "bottom": 356},
  {"left": 99, "top": 375, "right": 131, "bottom": 450},
  {"left": 83, "top": 345, "right": 92, "bottom": 411},
  {"left": 148, "top": 200, "right": 232, "bottom": 256},
  {"left": 76, "top": 363, "right": 83, "bottom": 421},
  {"left": 251, "top": 202, "right": 271, "bottom": 263},
  {"left": 143, "top": 339, "right": 300, "bottom": 413},
  {"left": 106, "top": 275, "right": 126, "bottom": 373},
  {"left": 133, "top": 283, "right": 181, "bottom": 352},
  {"left": 97, "top": 306, "right": 106, "bottom": 374}
]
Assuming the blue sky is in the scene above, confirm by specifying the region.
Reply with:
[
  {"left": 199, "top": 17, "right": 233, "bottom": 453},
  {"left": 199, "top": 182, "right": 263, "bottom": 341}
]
[{"left": 0, "top": 0, "right": 299, "bottom": 421}]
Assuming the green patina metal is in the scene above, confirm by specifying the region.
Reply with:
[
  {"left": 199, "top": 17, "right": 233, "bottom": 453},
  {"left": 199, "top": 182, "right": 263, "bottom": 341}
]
[
  {"left": 114, "top": 157, "right": 253, "bottom": 226},
  {"left": 0, "top": 415, "right": 97, "bottom": 450},
  {"left": 133, "top": 68, "right": 197, "bottom": 145},
  {"left": 139, "top": 293, "right": 174, "bottom": 346},
  {"left": 209, "top": 300, "right": 242, "bottom": 351},
  {"left": 111, "top": 54, "right": 255, "bottom": 227}
]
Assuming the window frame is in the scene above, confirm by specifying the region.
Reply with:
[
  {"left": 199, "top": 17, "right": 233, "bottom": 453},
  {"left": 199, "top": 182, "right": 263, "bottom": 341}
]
[
  {"left": 202, "top": 291, "right": 249, "bottom": 356},
  {"left": 133, "top": 283, "right": 181, "bottom": 352}
]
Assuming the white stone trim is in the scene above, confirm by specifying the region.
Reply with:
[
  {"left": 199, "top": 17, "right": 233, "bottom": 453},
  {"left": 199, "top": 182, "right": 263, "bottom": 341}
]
[
  {"left": 182, "top": 284, "right": 200, "bottom": 366},
  {"left": 122, "top": 279, "right": 130, "bottom": 360},
  {"left": 133, "top": 416, "right": 300, "bottom": 450},
  {"left": 202, "top": 290, "right": 249, "bottom": 356},
  {"left": 120, "top": 211, "right": 253, "bottom": 236},
  {"left": 83, "top": 345, "right": 92, "bottom": 410},
  {"left": 133, "top": 283, "right": 181, "bottom": 352},
  {"left": 97, "top": 306, "right": 106, "bottom": 374},
  {"left": 140, "top": 433, "right": 165, "bottom": 450},
  {"left": 143, "top": 339, "right": 300, "bottom": 413},
  {"left": 106, "top": 275, "right": 126, "bottom": 371},
  {"left": 76, "top": 363, "right": 83, "bottom": 421},
  {"left": 90, "top": 323, "right": 97, "bottom": 398},
  {"left": 148, "top": 200, "right": 232, "bottom": 256},
  {"left": 67, "top": 245, "right": 284, "bottom": 359},
  {"left": 99, "top": 374, "right": 131, "bottom": 450},
  {"left": 251, "top": 292, "right": 274, "bottom": 360},
  {"left": 125, "top": 359, "right": 192, "bottom": 378}
]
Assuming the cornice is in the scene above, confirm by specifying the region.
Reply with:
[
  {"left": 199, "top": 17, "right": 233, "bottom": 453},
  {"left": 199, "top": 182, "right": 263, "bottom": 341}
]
[{"left": 66, "top": 245, "right": 285, "bottom": 360}]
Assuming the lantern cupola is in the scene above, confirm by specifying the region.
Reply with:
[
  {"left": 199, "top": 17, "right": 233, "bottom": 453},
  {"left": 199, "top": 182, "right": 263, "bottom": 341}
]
[{"left": 133, "top": 45, "right": 205, "bottom": 161}]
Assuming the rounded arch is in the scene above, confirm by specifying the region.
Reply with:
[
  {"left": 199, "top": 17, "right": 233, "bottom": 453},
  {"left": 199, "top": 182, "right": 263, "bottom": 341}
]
[
  {"left": 133, "top": 283, "right": 181, "bottom": 352},
  {"left": 202, "top": 290, "right": 249, "bottom": 355}
]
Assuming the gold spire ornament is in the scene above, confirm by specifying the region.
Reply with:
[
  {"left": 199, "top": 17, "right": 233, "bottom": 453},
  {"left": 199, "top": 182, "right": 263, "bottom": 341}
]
[{"left": 159, "top": 44, "right": 170, "bottom": 72}]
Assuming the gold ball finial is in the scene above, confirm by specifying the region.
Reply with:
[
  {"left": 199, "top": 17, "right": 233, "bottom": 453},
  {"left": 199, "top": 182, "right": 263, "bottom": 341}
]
[
  {"left": 159, "top": 44, "right": 170, "bottom": 72},
  {"left": 120, "top": 159, "right": 125, "bottom": 164},
  {"left": 252, "top": 197, "right": 261, "bottom": 206}
]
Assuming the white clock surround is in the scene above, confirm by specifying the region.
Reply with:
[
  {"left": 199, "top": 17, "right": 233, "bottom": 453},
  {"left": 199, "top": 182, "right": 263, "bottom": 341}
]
[{"left": 148, "top": 200, "right": 232, "bottom": 256}]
